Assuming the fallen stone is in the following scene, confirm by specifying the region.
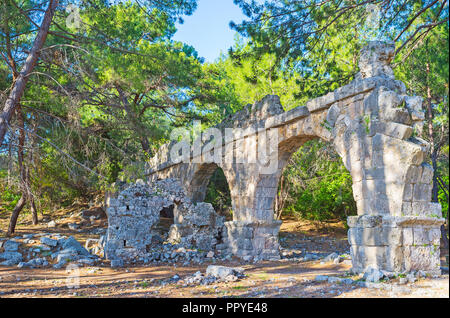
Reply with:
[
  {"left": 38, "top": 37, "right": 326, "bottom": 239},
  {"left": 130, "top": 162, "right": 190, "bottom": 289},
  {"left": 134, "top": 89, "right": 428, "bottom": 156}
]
[
  {"left": 53, "top": 259, "right": 67, "bottom": 269},
  {"left": 85, "top": 238, "right": 99, "bottom": 250},
  {"left": 35, "top": 245, "right": 51, "bottom": 251},
  {"left": 314, "top": 275, "right": 329, "bottom": 282},
  {"left": 111, "top": 259, "right": 124, "bottom": 268},
  {"left": 3, "top": 240, "right": 20, "bottom": 252},
  {"left": 406, "top": 273, "right": 416, "bottom": 284},
  {"left": 61, "top": 236, "right": 90, "bottom": 256},
  {"left": 323, "top": 252, "right": 339, "bottom": 263},
  {"left": 68, "top": 223, "right": 80, "bottom": 230},
  {"left": 77, "top": 258, "right": 95, "bottom": 266},
  {"left": 40, "top": 237, "right": 58, "bottom": 247},
  {"left": 0, "top": 251, "right": 23, "bottom": 264},
  {"left": 56, "top": 252, "right": 79, "bottom": 263},
  {"left": 205, "top": 265, "right": 244, "bottom": 279},
  {"left": 327, "top": 276, "right": 342, "bottom": 284},
  {"left": 341, "top": 278, "right": 354, "bottom": 285},
  {"left": 363, "top": 266, "right": 384, "bottom": 283},
  {"left": 18, "top": 258, "right": 48, "bottom": 268}
]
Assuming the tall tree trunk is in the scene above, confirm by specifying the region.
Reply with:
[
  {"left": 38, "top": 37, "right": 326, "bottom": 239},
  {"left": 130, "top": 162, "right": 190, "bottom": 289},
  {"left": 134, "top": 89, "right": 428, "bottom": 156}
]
[
  {"left": 26, "top": 165, "right": 38, "bottom": 225},
  {"left": 28, "top": 119, "right": 39, "bottom": 225},
  {"left": 7, "top": 194, "right": 26, "bottom": 236},
  {"left": 7, "top": 139, "right": 12, "bottom": 186},
  {"left": 7, "top": 105, "right": 27, "bottom": 235},
  {"left": 30, "top": 194, "right": 38, "bottom": 225},
  {"left": 0, "top": 0, "right": 59, "bottom": 146}
]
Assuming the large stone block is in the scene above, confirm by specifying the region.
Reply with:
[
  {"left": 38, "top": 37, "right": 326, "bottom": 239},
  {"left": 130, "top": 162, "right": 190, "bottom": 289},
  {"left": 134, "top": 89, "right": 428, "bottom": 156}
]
[
  {"left": 413, "top": 183, "right": 432, "bottom": 202},
  {"left": 350, "top": 245, "right": 403, "bottom": 272},
  {"left": 405, "top": 165, "right": 423, "bottom": 184},
  {"left": 402, "top": 227, "right": 414, "bottom": 245},
  {"left": 355, "top": 197, "right": 391, "bottom": 215},
  {"left": 326, "top": 104, "right": 341, "bottom": 127},
  {"left": 403, "top": 245, "right": 440, "bottom": 272},
  {"left": 369, "top": 121, "right": 413, "bottom": 140},
  {"left": 402, "top": 183, "right": 413, "bottom": 202},
  {"left": 372, "top": 134, "right": 424, "bottom": 166},
  {"left": 347, "top": 215, "right": 383, "bottom": 228},
  {"left": 420, "top": 163, "right": 433, "bottom": 184},
  {"left": 348, "top": 227, "right": 402, "bottom": 246},
  {"left": 401, "top": 202, "right": 412, "bottom": 216}
]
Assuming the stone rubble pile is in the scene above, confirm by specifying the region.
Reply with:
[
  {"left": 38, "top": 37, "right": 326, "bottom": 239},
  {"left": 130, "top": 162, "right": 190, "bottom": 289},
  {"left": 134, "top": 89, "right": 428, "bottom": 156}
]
[
  {"left": 105, "top": 179, "right": 230, "bottom": 267},
  {"left": 314, "top": 266, "right": 441, "bottom": 289},
  {"left": 168, "top": 201, "right": 226, "bottom": 252},
  {"left": 280, "top": 249, "right": 352, "bottom": 265},
  {"left": 0, "top": 234, "right": 100, "bottom": 269},
  {"left": 182, "top": 265, "right": 246, "bottom": 286},
  {"left": 111, "top": 242, "right": 232, "bottom": 268}
]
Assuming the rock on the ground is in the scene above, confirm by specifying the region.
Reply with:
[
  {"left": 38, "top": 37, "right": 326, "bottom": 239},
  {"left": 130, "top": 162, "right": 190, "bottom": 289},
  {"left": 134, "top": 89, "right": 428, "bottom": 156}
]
[
  {"left": 17, "top": 258, "right": 49, "bottom": 269},
  {"left": 205, "top": 265, "right": 244, "bottom": 279},
  {"left": 0, "top": 233, "right": 99, "bottom": 269},
  {"left": 85, "top": 238, "right": 99, "bottom": 250},
  {"left": 363, "top": 266, "right": 385, "bottom": 283},
  {"left": 61, "top": 236, "right": 90, "bottom": 256},
  {"left": 40, "top": 237, "right": 58, "bottom": 247},
  {"left": 0, "top": 251, "right": 23, "bottom": 266},
  {"left": 314, "top": 275, "right": 329, "bottom": 282},
  {"left": 3, "top": 240, "right": 20, "bottom": 252},
  {"left": 111, "top": 259, "right": 124, "bottom": 268},
  {"left": 68, "top": 223, "right": 80, "bottom": 230},
  {"left": 323, "top": 252, "right": 339, "bottom": 263}
]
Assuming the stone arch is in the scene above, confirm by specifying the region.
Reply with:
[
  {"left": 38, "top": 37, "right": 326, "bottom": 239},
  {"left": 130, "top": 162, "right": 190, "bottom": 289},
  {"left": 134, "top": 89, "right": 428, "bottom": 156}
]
[
  {"left": 252, "top": 135, "right": 316, "bottom": 221},
  {"left": 187, "top": 163, "right": 221, "bottom": 203}
]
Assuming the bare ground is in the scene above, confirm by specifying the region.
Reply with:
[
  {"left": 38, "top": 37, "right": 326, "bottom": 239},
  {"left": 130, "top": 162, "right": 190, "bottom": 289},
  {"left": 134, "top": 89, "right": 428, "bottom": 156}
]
[{"left": 0, "top": 207, "right": 448, "bottom": 298}]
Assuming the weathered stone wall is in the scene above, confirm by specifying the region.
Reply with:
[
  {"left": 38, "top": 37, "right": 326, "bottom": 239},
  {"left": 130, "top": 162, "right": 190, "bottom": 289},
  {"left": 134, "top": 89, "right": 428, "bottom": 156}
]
[
  {"left": 348, "top": 215, "right": 442, "bottom": 274},
  {"left": 168, "top": 201, "right": 226, "bottom": 252},
  {"left": 105, "top": 179, "right": 227, "bottom": 263}
]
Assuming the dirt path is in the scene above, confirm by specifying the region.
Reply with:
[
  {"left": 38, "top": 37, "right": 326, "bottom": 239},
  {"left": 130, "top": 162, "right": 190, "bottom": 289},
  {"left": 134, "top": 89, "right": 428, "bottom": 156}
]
[
  {"left": 1, "top": 208, "right": 448, "bottom": 298},
  {"left": 1, "top": 258, "right": 448, "bottom": 298}
]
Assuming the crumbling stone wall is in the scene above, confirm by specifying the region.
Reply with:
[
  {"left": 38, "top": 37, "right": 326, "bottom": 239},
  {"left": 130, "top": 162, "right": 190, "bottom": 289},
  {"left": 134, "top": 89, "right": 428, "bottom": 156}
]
[
  {"left": 105, "top": 179, "right": 227, "bottom": 263},
  {"left": 168, "top": 201, "right": 225, "bottom": 252}
]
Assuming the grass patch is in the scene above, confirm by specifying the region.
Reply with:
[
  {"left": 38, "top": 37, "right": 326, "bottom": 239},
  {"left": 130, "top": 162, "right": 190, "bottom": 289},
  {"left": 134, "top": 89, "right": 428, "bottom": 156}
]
[{"left": 232, "top": 285, "right": 249, "bottom": 290}]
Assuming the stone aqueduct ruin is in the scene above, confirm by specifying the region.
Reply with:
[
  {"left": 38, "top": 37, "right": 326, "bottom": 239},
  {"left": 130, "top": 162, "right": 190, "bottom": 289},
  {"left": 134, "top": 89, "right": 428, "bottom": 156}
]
[{"left": 108, "top": 42, "right": 444, "bottom": 274}]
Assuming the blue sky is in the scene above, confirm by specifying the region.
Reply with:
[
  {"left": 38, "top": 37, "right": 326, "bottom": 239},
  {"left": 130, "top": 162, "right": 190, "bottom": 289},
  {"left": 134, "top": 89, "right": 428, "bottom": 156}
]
[{"left": 172, "top": 0, "right": 247, "bottom": 62}]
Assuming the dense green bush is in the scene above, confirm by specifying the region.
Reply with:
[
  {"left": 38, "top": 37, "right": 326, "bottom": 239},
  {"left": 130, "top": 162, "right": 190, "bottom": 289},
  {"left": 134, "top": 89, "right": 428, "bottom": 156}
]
[{"left": 438, "top": 175, "right": 449, "bottom": 219}]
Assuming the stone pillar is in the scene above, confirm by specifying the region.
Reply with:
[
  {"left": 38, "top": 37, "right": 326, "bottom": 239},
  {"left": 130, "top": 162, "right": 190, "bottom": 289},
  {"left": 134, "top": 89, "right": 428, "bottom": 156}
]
[
  {"left": 220, "top": 100, "right": 284, "bottom": 262},
  {"left": 331, "top": 42, "right": 445, "bottom": 274},
  {"left": 223, "top": 173, "right": 283, "bottom": 261},
  {"left": 223, "top": 220, "right": 282, "bottom": 261},
  {"left": 348, "top": 213, "right": 442, "bottom": 274}
]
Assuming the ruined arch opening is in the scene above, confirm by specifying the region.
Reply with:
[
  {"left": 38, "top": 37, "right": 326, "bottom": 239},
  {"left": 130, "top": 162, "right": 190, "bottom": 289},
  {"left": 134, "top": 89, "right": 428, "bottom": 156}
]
[
  {"left": 154, "top": 204, "right": 175, "bottom": 240},
  {"left": 204, "top": 167, "right": 233, "bottom": 221},
  {"left": 273, "top": 138, "right": 357, "bottom": 259}
]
